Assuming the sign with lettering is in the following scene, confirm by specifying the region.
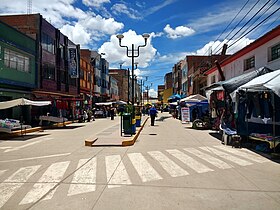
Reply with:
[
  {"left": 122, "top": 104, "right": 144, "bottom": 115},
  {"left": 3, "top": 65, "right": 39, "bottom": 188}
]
[{"left": 68, "top": 47, "right": 78, "bottom": 78}]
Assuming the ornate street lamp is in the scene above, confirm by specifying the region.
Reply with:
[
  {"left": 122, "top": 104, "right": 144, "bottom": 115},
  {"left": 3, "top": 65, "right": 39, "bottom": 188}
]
[{"left": 116, "top": 33, "right": 150, "bottom": 117}]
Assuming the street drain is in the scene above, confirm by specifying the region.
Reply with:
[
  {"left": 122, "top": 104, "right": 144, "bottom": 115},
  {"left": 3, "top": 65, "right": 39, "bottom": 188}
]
[{"left": 149, "top": 133, "right": 157, "bottom": 135}]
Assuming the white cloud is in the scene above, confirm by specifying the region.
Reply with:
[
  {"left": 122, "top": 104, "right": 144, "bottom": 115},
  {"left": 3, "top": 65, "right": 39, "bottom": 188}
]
[
  {"left": 164, "top": 24, "right": 195, "bottom": 39},
  {"left": 149, "top": 89, "right": 158, "bottom": 98},
  {"left": 111, "top": 3, "right": 141, "bottom": 19},
  {"left": 195, "top": 37, "right": 254, "bottom": 55},
  {"left": 82, "top": 0, "right": 110, "bottom": 8},
  {"left": 150, "top": 32, "right": 164, "bottom": 38},
  {"left": 154, "top": 37, "right": 254, "bottom": 67},
  {"left": 60, "top": 24, "right": 91, "bottom": 47},
  {"left": 0, "top": 0, "right": 123, "bottom": 48},
  {"left": 98, "top": 30, "right": 157, "bottom": 68}
]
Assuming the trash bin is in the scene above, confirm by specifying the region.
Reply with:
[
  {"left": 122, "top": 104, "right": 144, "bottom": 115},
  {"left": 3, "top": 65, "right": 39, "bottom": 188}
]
[
  {"left": 131, "top": 118, "right": 136, "bottom": 134},
  {"left": 135, "top": 115, "right": 141, "bottom": 127},
  {"left": 123, "top": 113, "right": 132, "bottom": 134}
]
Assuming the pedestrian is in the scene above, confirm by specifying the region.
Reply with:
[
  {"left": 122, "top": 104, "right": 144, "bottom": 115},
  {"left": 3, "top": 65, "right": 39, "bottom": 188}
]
[
  {"left": 149, "top": 105, "right": 158, "bottom": 126},
  {"left": 110, "top": 106, "right": 115, "bottom": 120}
]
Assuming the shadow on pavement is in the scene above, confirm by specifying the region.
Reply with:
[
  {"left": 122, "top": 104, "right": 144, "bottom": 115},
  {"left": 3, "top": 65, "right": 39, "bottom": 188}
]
[
  {"left": 156, "top": 116, "right": 172, "bottom": 121},
  {"left": 0, "top": 133, "right": 49, "bottom": 141},
  {"left": 209, "top": 132, "right": 222, "bottom": 142},
  {"left": 46, "top": 125, "right": 84, "bottom": 130}
]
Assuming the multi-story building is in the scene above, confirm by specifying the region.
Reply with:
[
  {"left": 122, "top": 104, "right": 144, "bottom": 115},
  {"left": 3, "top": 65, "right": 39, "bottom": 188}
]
[
  {"left": 79, "top": 56, "right": 94, "bottom": 108},
  {"left": 163, "top": 72, "right": 173, "bottom": 103},
  {"left": 205, "top": 25, "right": 280, "bottom": 85},
  {"left": 0, "top": 20, "right": 36, "bottom": 123},
  {"left": 157, "top": 85, "right": 165, "bottom": 102},
  {"left": 172, "top": 61, "right": 183, "bottom": 94},
  {"left": 109, "top": 69, "right": 130, "bottom": 103},
  {"left": 0, "top": 14, "right": 80, "bottom": 122},
  {"left": 100, "top": 58, "right": 110, "bottom": 101},
  {"left": 186, "top": 55, "right": 229, "bottom": 95},
  {"left": 81, "top": 50, "right": 110, "bottom": 103},
  {"left": 109, "top": 76, "right": 119, "bottom": 101},
  {"left": 164, "top": 72, "right": 173, "bottom": 89}
]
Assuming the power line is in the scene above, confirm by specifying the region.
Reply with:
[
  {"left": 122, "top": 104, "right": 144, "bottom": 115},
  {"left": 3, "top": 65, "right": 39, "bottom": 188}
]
[
  {"left": 210, "top": 0, "right": 251, "bottom": 54},
  {"left": 229, "top": 0, "right": 279, "bottom": 52},
  {"left": 214, "top": 0, "right": 274, "bottom": 54},
  {"left": 212, "top": 0, "right": 262, "bottom": 54},
  {"left": 227, "top": 5, "right": 280, "bottom": 50}
]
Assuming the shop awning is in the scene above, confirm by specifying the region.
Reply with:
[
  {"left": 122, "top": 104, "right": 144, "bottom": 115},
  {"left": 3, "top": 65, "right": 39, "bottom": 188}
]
[
  {"left": 0, "top": 98, "right": 51, "bottom": 110},
  {"left": 237, "top": 69, "right": 280, "bottom": 97},
  {"left": 205, "top": 67, "right": 272, "bottom": 94}
]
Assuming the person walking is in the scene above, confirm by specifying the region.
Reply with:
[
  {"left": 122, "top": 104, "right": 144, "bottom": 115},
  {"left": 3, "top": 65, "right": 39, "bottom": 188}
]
[{"left": 149, "top": 105, "right": 158, "bottom": 126}]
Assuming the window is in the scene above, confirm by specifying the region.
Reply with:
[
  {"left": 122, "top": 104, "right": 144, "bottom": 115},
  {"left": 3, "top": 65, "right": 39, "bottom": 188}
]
[
  {"left": 60, "top": 45, "right": 64, "bottom": 59},
  {"left": 42, "top": 33, "right": 54, "bottom": 54},
  {"left": 60, "top": 70, "right": 66, "bottom": 83},
  {"left": 80, "top": 69, "right": 84, "bottom": 79},
  {"left": 244, "top": 56, "right": 255, "bottom": 71},
  {"left": 211, "top": 75, "right": 216, "bottom": 84},
  {"left": 4, "top": 48, "right": 30, "bottom": 72},
  {"left": 43, "top": 63, "right": 55, "bottom": 80},
  {"left": 271, "top": 43, "right": 280, "bottom": 61}
]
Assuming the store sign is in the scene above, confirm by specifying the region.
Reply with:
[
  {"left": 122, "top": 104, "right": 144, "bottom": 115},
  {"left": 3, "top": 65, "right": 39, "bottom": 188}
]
[
  {"left": 181, "top": 107, "right": 190, "bottom": 123},
  {"left": 68, "top": 46, "right": 78, "bottom": 78}
]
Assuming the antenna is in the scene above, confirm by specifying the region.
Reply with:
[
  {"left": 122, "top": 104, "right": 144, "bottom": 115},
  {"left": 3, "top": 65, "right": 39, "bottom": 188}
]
[{"left": 27, "top": 0, "right": 32, "bottom": 14}]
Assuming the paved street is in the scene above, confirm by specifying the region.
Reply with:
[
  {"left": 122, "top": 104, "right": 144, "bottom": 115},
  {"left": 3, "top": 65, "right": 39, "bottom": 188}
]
[{"left": 0, "top": 112, "right": 280, "bottom": 210}]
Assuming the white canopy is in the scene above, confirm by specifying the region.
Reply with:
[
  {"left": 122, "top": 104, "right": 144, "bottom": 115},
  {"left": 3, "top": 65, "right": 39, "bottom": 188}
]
[
  {"left": 95, "top": 102, "right": 113, "bottom": 106},
  {"left": 236, "top": 69, "right": 280, "bottom": 97},
  {"left": 0, "top": 98, "right": 51, "bottom": 110},
  {"left": 180, "top": 94, "right": 207, "bottom": 102}
]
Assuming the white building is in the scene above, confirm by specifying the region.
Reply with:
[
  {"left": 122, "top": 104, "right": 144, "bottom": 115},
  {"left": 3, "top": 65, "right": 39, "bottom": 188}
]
[{"left": 205, "top": 25, "right": 280, "bottom": 85}]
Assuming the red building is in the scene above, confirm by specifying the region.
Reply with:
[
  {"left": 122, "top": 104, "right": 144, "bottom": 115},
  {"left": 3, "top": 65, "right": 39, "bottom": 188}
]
[{"left": 0, "top": 14, "right": 81, "bottom": 121}]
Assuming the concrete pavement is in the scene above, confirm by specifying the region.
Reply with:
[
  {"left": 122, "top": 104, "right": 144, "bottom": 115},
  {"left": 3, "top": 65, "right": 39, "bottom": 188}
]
[{"left": 0, "top": 112, "right": 280, "bottom": 210}]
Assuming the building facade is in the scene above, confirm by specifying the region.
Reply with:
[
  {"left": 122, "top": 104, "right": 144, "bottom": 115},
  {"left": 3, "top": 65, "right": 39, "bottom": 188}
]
[
  {"left": 205, "top": 25, "right": 280, "bottom": 86},
  {"left": 0, "top": 14, "right": 81, "bottom": 123},
  {"left": 79, "top": 56, "right": 94, "bottom": 108},
  {"left": 109, "top": 69, "right": 130, "bottom": 102},
  {"left": 186, "top": 55, "right": 229, "bottom": 96},
  {"left": 0, "top": 20, "right": 36, "bottom": 123},
  {"left": 109, "top": 76, "right": 119, "bottom": 101},
  {"left": 164, "top": 72, "right": 173, "bottom": 89}
]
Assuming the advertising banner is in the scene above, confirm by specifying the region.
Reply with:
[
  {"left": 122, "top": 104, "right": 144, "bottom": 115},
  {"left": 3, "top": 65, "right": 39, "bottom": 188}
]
[
  {"left": 181, "top": 107, "right": 190, "bottom": 123},
  {"left": 68, "top": 46, "right": 78, "bottom": 78}
]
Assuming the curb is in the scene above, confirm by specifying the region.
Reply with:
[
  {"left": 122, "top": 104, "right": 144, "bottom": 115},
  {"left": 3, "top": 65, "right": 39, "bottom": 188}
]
[
  {"left": 0, "top": 121, "right": 75, "bottom": 138},
  {"left": 122, "top": 117, "right": 149, "bottom": 146}
]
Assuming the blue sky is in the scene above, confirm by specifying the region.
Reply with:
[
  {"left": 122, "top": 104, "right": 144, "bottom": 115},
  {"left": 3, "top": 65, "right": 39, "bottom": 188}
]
[{"left": 0, "top": 0, "right": 280, "bottom": 97}]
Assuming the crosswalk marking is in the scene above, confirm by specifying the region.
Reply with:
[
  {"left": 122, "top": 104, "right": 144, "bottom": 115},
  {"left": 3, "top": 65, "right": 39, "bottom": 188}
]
[
  {"left": 20, "top": 161, "right": 70, "bottom": 205},
  {"left": 148, "top": 151, "right": 189, "bottom": 177},
  {"left": 0, "top": 165, "right": 41, "bottom": 208},
  {"left": 214, "top": 146, "right": 269, "bottom": 163},
  {"left": 106, "top": 155, "right": 131, "bottom": 188},
  {"left": 166, "top": 149, "right": 214, "bottom": 173},
  {"left": 0, "top": 170, "right": 7, "bottom": 177},
  {"left": 128, "top": 153, "right": 162, "bottom": 182},
  {"left": 200, "top": 147, "right": 253, "bottom": 166},
  {"left": 183, "top": 148, "right": 233, "bottom": 169},
  {"left": 0, "top": 146, "right": 270, "bottom": 207},
  {"left": 67, "top": 158, "right": 96, "bottom": 196}
]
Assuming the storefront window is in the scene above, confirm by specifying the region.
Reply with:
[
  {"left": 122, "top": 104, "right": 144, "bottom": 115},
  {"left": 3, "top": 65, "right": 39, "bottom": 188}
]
[{"left": 4, "top": 48, "right": 30, "bottom": 72}]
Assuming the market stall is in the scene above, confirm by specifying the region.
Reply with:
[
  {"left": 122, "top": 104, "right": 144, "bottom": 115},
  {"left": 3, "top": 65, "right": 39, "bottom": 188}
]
[
  {"left": 205, "top": 67, "right": 272, "bottom": 130},
  {"left": 236, "top": 69, "right": 280, "bottom": 152},
  {"left": 0, "top": 98, "right": 51, "bottom": 133}
]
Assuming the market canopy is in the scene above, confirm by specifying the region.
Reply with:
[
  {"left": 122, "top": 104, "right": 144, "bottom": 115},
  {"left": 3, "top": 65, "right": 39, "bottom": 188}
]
[
  {"left": 237, "top": 69, "right": 280, "bottom": 97},
  {"left": 205, "top": 67, "right": 272, "bottom": 94},
  {"left": 0, "top": 98, "right": 51, "bottom": 110},
  {"left": 180, "top": 94, "right": 207, "bottom": 103}
]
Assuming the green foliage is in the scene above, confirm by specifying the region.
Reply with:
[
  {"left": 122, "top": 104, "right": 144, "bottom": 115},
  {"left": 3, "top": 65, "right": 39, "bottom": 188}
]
[{"left": 125, "top": 104, "right": 133, "bottom": 113}]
